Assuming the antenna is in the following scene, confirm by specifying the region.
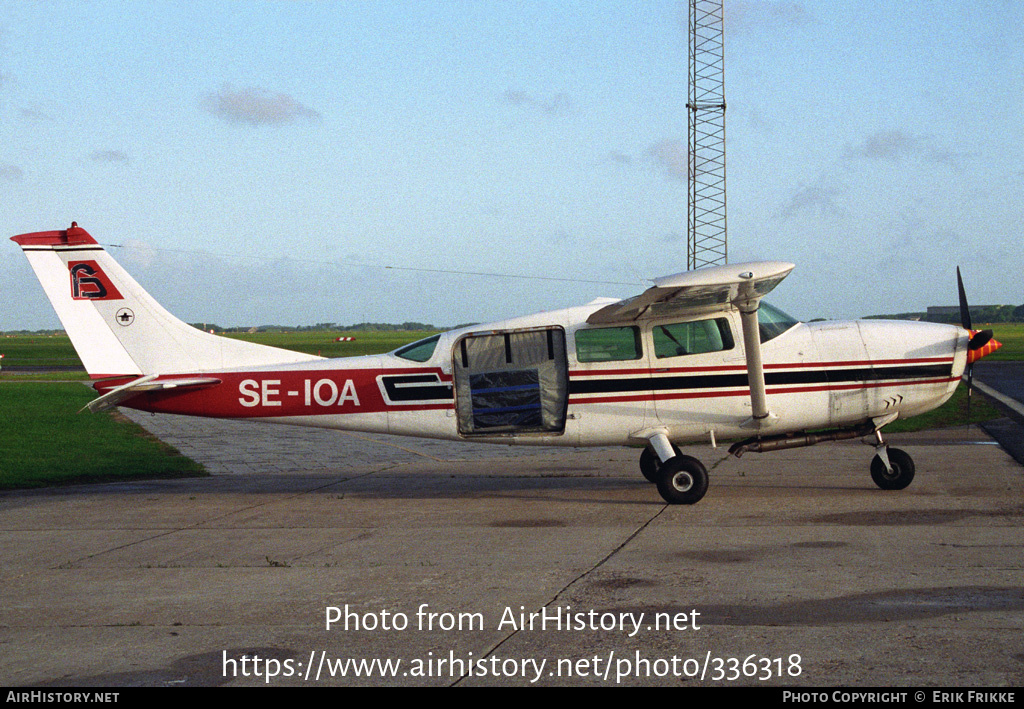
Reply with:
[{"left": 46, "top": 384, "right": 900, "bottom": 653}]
[{"left": 687, "top": 0, "right": 727, "bottom": 270}]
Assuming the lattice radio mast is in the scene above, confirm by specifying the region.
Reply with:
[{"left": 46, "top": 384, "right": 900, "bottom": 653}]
[{"left": 687, "top": 0, "right": 727, "bottom": 270}]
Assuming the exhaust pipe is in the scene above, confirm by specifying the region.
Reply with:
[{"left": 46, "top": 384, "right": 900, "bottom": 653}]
[{"left": 729, "top": 423, "right": 875, "bottom": 458}]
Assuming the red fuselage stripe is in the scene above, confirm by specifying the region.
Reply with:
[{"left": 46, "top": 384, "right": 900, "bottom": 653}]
[
  {"left": 568, "top": 357, "right": 954, "bottom": 378},
  {"left": 568, "top": 376, "right": 960, "bottom": 405}
]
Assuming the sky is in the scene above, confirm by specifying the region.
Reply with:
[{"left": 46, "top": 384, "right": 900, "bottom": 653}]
[{"left": 1, "top": 0, "right": 1022, "bottom": 330}]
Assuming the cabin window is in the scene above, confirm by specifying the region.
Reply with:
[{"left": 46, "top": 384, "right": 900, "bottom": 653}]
[
  {"left": 653, "top": 318, "right": 734, "bottom": 358},
  {"left": 574, "top": 327, "right": 642, "bottom": 362},
  {"left": 758, "top": 302, "right": 799, "bottom": 343},
  {"left": 394, "top": 334, "right": 440, "bottom": 362}
]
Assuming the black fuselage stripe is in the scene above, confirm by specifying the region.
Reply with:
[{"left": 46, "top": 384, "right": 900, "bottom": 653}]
[
  {"left": 382, "top": 364, "right": 954, "bottom": 402},
  {"left": 381, "top": 375, "right": 453, "bottom": 402},
  {"left": 21, "top": 246, "right": 106, "bottom": 252},
  {"left": 569, "top": 364, "right": 953, "bottom": 396},
  {"left": 387, "top": 386, "right": 454, "bottom": 401}
]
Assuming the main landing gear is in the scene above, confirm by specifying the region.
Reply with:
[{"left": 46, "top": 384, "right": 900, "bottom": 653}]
[
  {"left": 642, "top": 426, "right": 917, "bottom": 504},
  {"left": 640, "top": 436, "right": 709, "bottom": 505}
]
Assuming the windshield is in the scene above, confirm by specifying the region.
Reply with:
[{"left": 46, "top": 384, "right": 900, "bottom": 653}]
[
  {"left": 394, "top": 334, "right": 441, "bottom": 362},
  {"left": 758, "top": 301, "right": 799, "bottom": 342}
]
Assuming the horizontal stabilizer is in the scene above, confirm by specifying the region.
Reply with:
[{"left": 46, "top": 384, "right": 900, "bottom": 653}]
[{"left": 84, "top": 374, "right": 222, "bottom": 413}]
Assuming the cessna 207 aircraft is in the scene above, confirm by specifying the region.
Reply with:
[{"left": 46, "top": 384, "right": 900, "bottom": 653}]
[{"left": 13, "top": 223, "right": 1001, "bottom": 505}]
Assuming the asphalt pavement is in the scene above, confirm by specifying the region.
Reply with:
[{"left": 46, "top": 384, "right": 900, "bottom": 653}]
[
  {"left": 974, "top": 361, "right": 1024, "bottom": 414},
  {"left": 973, "top": 361, "right": 1024, "bottom": 465},
  {"left": 1, "top": 410, "right": 1022, "bottom": 687}
]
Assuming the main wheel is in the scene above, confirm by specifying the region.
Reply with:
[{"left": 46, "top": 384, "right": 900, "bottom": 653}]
[
  {"left": 870, "top": 447, "right": 915, "bottom": 490},
  {"left": 639, "top": 444, "right": 681, "bottom": 483},
  {"left": 655, "top": 455, "right": 709, "bottom": 505}
]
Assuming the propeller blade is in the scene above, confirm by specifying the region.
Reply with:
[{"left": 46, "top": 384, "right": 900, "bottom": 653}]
[
  {"left": 956, "top": 266, "right": 972, "bottom": 331},
  {"left": 969, "top": 329, "right": 994, "bottom": 351}
]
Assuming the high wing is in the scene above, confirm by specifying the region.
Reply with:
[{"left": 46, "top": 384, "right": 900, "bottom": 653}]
[
  {"left": 586, "top": 261, "right": 795, "bottom": 325},
  {"left": 588, "top": 261, "right": 796, "bottom": 428}
]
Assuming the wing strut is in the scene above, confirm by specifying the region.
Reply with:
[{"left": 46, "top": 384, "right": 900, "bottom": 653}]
[
  {"left": 738, "top": 305, "right": 769, "bottom": 423},
  {"left": 585, "top": 261, "right": 794, "bottom": 429},
  {"left": 732, "top": 271, "right": 778, "bottom": 429}
]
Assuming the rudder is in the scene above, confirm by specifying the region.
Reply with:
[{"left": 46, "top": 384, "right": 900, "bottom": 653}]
[{"left": 12, "top": 223, "right": 321, "bottom": 378}]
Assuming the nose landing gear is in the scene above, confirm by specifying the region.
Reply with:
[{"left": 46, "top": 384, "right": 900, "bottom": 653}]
[{"left": 871, "top": 432, "right": 915, "bottom": 490}]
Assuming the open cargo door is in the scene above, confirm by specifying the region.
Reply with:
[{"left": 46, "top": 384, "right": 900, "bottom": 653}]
[{"left": 453, "top": 328, "right": 568, "bottom": 436}]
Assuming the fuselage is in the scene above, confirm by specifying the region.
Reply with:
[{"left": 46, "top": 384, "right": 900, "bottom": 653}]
[{"left": 100, "top": 303, "right": 967, "bottom": 448}]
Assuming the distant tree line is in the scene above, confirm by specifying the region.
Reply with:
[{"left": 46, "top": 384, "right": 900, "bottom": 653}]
[
  {"left": 185, "top": 321, "right": 475, "bottom": 333},
  {"left": 0, "top": 329, "right": 66, "bottom": 336},
  {"left": 867, "top": 304, "right": 1024, "bottom": 324},
  {"left": 4, "top": 321, "right": 482, "bottom": 336},
  {"left": 928, "top": 305, "right": 1024, "bottom": 324}
]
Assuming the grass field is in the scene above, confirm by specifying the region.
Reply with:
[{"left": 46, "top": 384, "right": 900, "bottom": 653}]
[
  {"left": 0, "top": 330, "right": 434, "bottom": 369},
  {"left": 883, "top": 384, "right": 1002, "bottom": 433},
  {"left": 979, "top": 321, "right": 1024, "bottom": 361},
  {"left": 0, "top": 330, "right": 434, "bottom": 489},
  {"left": 222, "top": 330, "right": 438, "bottom": 359},
  {"left": 0, "top": 382, "right": 205, "bottom": 489},
  {"left": 0, "top": 333, "right": 84, "bottom": 369}
]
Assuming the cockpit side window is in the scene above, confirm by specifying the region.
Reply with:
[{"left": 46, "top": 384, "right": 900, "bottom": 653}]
[
  {"left": 653, "top": 318, "right": 734, "bottom": 358},
  {"left": 394, "top": 334, "right": 441, "bottom": 362},
  {"left": 758, "top": 301, "right": 800, "bottom": 343}
]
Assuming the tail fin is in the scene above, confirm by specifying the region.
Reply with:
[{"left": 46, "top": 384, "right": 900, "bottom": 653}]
[{"left": 11, "top": 224, "right": 321, "bottom": 378}]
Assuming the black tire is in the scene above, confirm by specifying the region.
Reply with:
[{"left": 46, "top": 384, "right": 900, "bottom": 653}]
[
  {"left": 639, "top": 444, "right": 681, "bottom": 483},
  {"left": 870, "top": 447, "right": 915, "bottom": 490},
  {"left": 655, "top": 455, "right": 709, "bottom": 505}
]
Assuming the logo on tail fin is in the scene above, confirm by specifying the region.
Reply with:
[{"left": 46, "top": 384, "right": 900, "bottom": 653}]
[{"left": 69, "top": 261, "right": 123, "bottom": 300}]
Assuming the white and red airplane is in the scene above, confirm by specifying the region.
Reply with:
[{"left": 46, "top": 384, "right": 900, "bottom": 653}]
[{"left": 12, "top": 223, "right": 1001, "bottom": 504}]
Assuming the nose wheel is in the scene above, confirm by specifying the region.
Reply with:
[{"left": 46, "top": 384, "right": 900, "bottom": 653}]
[{"left": 870, "top": 446, "right": 915, "bottom": 490}]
